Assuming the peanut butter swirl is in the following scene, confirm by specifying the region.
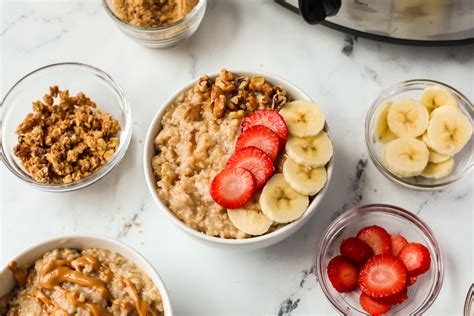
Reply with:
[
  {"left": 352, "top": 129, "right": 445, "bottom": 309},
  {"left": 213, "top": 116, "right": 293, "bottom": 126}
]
[
  {"left": 7, "top": 252, "right": 160, "bottom": 315},
  {"left": 7, "top": 261, "right": 27, "bottom": 287},
  {"left": 122, "top": 279, "right": 157, "bottom": 316},
  {"left": 39, "top": 257, "right": 111, "bottom": 300}
]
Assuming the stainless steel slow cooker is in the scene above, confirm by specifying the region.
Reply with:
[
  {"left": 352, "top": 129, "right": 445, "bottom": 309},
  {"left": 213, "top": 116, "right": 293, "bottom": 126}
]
[{"left": 276, "top": 0, "right": 474, "bottom": 45}]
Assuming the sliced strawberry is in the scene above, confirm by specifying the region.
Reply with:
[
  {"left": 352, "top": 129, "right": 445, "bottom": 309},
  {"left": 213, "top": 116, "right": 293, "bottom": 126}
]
[
  {"left": 407, "top": 275, "right": 417, "bottom": 286},
  {"left": 360, "top": 293, "right": 391, "bottom": 316},
  {"left": 357, "top": 225, "right": 392, "bottom": 255},
  {"left": 358, "top": 254, "right": 407, "bottom": 298},
  {"left": 327, "top": 256, "right": 358, "bottom": 293},
  {"left": 391, "top": 235, "right": 408, "bottom": 257},
  {"left": 241, "top": 110, "right": 288, "bottom": 150},
  {"left": 227, "top": 147, "right": 274, "bottom": 189},
  {"left": 398, "top": 243, "right": 431, "bottom": 276},
  {"left": 235, "top": 125, "right": 280, "bottom": 161},
  {"left": 210, "top": 167, "right": 256, "bottom": 209},
  {"left": 375, "top": 288, "right": 408, "bottom": 305},
  {"left": 340, "top": 237, "right": 374, "bottom": 264}
]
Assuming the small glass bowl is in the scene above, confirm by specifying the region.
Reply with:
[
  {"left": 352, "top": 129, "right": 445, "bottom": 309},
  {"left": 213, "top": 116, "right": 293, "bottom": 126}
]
[
  {"left": 365, "top": 80, "right": 473, "bottom": 190},
  {"left": 316, "top": 204, "right": 443, "bottom": 315},
  {"left": 465, "top": 284, "right": 474, "bottom": 316},
  {"left": 102, "top": 0, "right": 207, "bottom": 48},
  {"left": 0, "top": 62, "right": 132, "bottom": 192}
]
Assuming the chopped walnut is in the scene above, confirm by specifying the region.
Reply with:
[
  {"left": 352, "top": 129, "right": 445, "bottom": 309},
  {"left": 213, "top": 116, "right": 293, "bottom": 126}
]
[
  {"left": 13, "top": 86, "right": 121, "bottom": 184},
  {"left": 193, "top": 69, "right": 289, "bottom": 118},
  {"left": 245, "top": 92, "right": 259, "bottom": 111},
  {"left": 272, "top": 93, "right": 287, "bottom": 109},
  {"left": 197, "top": 75, "right": 211, "bottom": 92},
  {"left": 212, "top": 95, "right": 226, "bottom": 118},
  {"left": 249, "top": 76, "right": 265, "bottom": 91},
  {"left": 235, "top": 77, "right": 249, "bottom": 90}
]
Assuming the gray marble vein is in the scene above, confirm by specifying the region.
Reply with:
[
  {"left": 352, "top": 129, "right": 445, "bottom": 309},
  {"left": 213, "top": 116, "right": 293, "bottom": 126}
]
[{"left": 341, "top": 35, "right": 357, "bottom": 57}]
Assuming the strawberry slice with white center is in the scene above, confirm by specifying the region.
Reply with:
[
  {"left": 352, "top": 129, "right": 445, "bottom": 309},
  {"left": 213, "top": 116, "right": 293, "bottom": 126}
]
[
  {"left": 227, "top": 147, "right": 274, "bottom": 189},
  {"left": 358, "top": 254, "right": 407, "bottom": 298},
  {"left": 357, "top": 225, "right": 393, "bottom": 255},
  {"left": 210, "top": 167, "right": 256, "bottom": 209},
  {"left": 359, "top": 293, "right": 391, "bottom": 315},
  {"left": 398, "top": 242, "right": 431, "bottom": 276},
  {"left": 241, "top": 110, "right": 288, "bottom": 151},
  {"left": 390, "top": 234, "right": 408, "bottom": 257},
  {"left": 236, "top": 125, "right": 280, "bottom": 161},
  {"left": 327, "top": 255, "right": 359, "bottom": 293}
]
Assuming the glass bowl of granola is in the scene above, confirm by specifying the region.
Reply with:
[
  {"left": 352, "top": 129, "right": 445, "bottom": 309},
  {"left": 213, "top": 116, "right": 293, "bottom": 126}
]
[
  {"left": 143, "top": 69, "right": 334, "bottom": 250},
  {"left": 0, "top": 62, "right": 132, "bottom": 192},
  {"left": 102, "top": 0, "right": 207, "bottom": 48}
]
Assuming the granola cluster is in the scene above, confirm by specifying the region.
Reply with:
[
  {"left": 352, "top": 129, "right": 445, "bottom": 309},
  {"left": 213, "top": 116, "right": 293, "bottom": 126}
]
[
  {"left": 194, "top": 69, "right": 288, "bottom": 119},
  {"left": 13, "top": 86, "right": 121, "bottom": 184},
  {"left": 113, "top": 0, "right": 198, "bottom": 28}
]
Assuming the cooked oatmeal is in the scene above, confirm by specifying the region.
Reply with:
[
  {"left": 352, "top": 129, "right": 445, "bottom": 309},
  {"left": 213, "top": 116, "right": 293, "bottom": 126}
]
[
  {"left": 13, "top": 86, "right": 121, "bottom": 184},
  {"left": 152, "top": 69, "right": 289, "bottom": 238},
  {"left": 0, "top": 248, "right": 163, "bottom": 316},
  {"left": 113, "top": 0, "right": 199, "bottom": 28}
]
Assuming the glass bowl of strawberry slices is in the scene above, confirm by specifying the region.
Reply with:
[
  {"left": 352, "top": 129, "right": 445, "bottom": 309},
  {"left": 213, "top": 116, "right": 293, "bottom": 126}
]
[
  {"left": 365, "top": 79, "right": 473, "bottom": 190},
  {"left": 317, "top": 204, "right": 443, "bottom": 315}
]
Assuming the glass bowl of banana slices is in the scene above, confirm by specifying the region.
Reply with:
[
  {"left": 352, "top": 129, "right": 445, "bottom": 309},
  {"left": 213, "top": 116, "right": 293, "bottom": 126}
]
[{"left": 365, "top": 79, "right": 473, "bottom": 190}]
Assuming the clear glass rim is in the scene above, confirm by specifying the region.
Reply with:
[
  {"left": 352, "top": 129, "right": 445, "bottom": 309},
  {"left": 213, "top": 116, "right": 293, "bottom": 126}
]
[
  {"left": 102, "top": 0, "right": 207, "bottom": 33},
  {"left": 0, "top": 62, "right": 132, "bottom": 192},
  {"left": 465, "top": 284, "right": 474, "bottom": 316},
  {"left": 364, "top": 79, "right": 474, "bottom": 190},
  {"left": 316, "top": 203, "right": 444, "bottom": 315}
]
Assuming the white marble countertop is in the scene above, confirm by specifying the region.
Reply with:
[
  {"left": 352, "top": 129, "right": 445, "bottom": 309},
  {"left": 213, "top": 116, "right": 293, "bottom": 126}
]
[{"left": 1, "top": 1, "right": 473, "bottom": 315}]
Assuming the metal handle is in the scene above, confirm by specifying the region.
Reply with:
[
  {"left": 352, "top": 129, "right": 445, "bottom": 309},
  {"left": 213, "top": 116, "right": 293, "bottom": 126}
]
[{"left": 298, "top": 0, "right": 341, "bottom": 25}]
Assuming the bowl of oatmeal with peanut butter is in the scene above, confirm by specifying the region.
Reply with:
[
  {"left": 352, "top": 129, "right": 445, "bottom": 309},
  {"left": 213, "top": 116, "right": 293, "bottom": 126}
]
[
  {"left": 0, "top": 236, "right": 172, "bottom": 315},
  {"left": 102, "top": 0, "right": 206, "bottom": 48},
  {"left": 144, "top": 69, "right": 334, "bottom": 250},
  {"left": 0, "top": 62, "right": 132, "bottom": 192}
]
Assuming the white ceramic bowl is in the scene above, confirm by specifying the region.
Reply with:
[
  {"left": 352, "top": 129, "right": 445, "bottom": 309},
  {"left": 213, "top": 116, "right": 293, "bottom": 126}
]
[
  {"left": 0, "top": 235, "right": 173, "bottom": 315},
  {"left": 144, "top": 71, "right": 334, "bottom": 251}
]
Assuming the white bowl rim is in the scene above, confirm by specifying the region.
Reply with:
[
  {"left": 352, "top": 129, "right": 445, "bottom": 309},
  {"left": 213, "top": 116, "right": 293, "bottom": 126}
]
[
  {"left": 143, "top": 69, "right": 334, "bottom": 246},
  {"left": 0, "top": 234, "right": 173, "bottom": 315}
]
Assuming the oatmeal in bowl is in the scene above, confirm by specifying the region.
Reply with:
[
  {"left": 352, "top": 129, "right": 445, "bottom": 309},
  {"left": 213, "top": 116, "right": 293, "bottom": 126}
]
[
  {"left": 144, "top": 70, "right": 334, "bottom": 250},
  {"left": 0, "top": 236, "right": 172, "bottom": 315}
]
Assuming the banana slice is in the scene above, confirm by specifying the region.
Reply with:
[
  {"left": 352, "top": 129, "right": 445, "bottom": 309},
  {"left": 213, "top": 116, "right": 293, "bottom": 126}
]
[
  {"left": 227, "top": 209, "right": 273, "bottom": 236},
  {"left": 260, "top": 173, "right": 309, "bottom": 224},
  {"left": 421, "top": 86, "right": 458, "bottom": 113},
  {"left": 421, "top": 158, "right": 454, "bottom": 179},
  {"left": 387, "top": 99, "right": 429, "bottom": 138},
  {"left": 285, "top": 132, "right": 333, "bottom": 168},
  {"left": 421, "top": 132, "right": 452, "bottom": 163},
  {"left": 428, "top": 148, "right": 451, "bottom": 164},
  {"left": 421, "top": 132, "right": 434, "bottom": 148},
  {"left": 427, "top": 106, "right": 472, "bottom": 156},
  {"left": 282, "top": 157, "right": 327, "bottom": 196},
  {"left": 383, "top": 137, "right": 429, "bottom": 177},
  {"left": 279, "top": 100, "right": 325, "bottom": 137},
  {"left": 374, "top": 101, "right": 397, "bottom": 144}
]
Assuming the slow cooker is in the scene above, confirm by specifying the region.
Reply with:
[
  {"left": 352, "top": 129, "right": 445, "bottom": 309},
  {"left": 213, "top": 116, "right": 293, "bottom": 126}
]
[{"left": 276, "top": 0, "right": 474, "bottom": 45}]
